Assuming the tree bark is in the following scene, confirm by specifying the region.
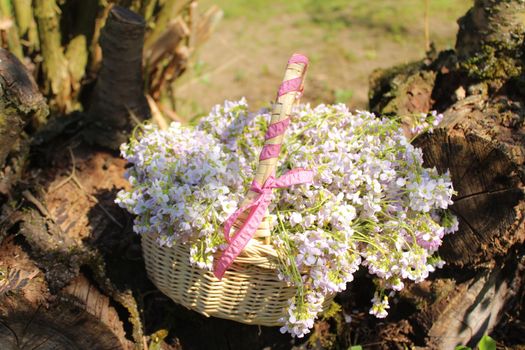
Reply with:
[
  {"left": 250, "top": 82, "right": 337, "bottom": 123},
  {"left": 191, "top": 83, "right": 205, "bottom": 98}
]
[
  {"left": 456, "top": 0, "right": 525, "bottom": 58},
  {"left": 420, "top": 259, "right": 524, "bottom": 349},
  {"left": 366, "top": 1, "right": 525, "bottom": 348},
  {"left": 86, "top": 5, "right": 150, "bottom": 150},
  {"left": 0, "top": 1, "right": 220, "bottom": 348},
  {"left": 415, "top": 96, "right": 525, "bottom": 267},
  {"left": 0, "top": 239, "right": 134, "bottom": 350},
  {"left": 369, "top": 1, "right": 525, "bottom": 269},
  {"left": 1, "top": 143, "right": 146, "bottom": 348},
  {"left": 0, "top": 38, "right": 143, "bottom": 350},
  {"left": 0, "top": 48, "right": 47, "bottom": 196}
]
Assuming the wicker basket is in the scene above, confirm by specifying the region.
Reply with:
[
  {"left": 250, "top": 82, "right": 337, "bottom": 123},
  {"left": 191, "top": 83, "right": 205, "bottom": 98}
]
[{"left": 142, "top": 54, "right": 333, "bottom": 326}]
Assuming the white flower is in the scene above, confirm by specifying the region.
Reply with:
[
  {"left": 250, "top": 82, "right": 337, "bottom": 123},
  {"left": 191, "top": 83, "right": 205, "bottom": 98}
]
[
  {"left": 369, "top": 292, "right": 390, "bottom": 318},
  {"left": 116, "top": 100, "right": 458, "bottom": 337},
  {"left": 289, "top": 212, "right": 303, "bottom": 227}
]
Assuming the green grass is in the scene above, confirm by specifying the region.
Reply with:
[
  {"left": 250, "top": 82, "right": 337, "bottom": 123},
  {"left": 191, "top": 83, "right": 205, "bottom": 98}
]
[
  {"left": 334, "top": 88, "right": 354, "bottom": 104},
  {"left": 205, "top": 0, "right": 471, "bottom": 33},
  {"left": 176, "top": 0, "right": 473, "bottom": 119}
]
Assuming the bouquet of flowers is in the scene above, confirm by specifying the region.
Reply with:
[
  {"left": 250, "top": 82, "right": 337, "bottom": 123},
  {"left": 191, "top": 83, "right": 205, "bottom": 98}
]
[{"left": 116, "top": 97, "right": 457, "bottom": 337}]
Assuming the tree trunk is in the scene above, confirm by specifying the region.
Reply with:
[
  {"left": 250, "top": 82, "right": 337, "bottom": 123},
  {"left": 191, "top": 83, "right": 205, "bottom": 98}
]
[
  {"left": 0, "top": 48, "right": 47, "bottom": 196},
  {"left": 0, "top": 239, "right": 133, "bottom": 350},
  {"left": 86, "top": 5, "right": 150, "bottom": 150},
  {"left": 455, "top": 0, "right": 525, "bottom": 59},
  {"left": 0, "top": 1, "right": 221, "bottom": 349},
  {"left": 366, "top": 0, "right": 525, "bottom": 348},
  {"left": 418, "top": 260, "right": 524, "bottom": 349},
  {"left": 0, "top": 31, "right": 143, "bottom": 350},
  {"left": 1, "top": 142, "right": 146, "bottom": 348},
  {"left": 417, "top": 98, "right": 525, "bottom": 267}
]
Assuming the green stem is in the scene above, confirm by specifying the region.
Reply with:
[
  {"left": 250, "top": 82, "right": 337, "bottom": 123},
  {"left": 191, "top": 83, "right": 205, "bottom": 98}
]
[
  {"left": 11, "top": 0, "right": 30, "bottom": 35},
  {"left": 34, "top": 0, "right": 71, "bottom": 113},
  {"left": 0, "top": 0, "right": 23, "bottom": 59},
  {"left": 12, "top": 0, "right": 39, "bottom": 52},
  {"left": 141, "top": 0, "right": 157, "bottom": 22}
]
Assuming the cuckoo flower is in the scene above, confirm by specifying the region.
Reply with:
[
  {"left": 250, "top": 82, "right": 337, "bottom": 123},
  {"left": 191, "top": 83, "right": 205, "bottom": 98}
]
[{"left": 116, "top": 100, "right": 457, "bottom": 337}]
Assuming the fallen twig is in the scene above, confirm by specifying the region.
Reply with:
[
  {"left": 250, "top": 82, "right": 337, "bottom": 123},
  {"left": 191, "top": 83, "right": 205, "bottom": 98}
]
[
  {"left": 22, "top": 190, "right": 52, "bottom": 219},
  {"left": 48, "top": 148, "right": 124, "bottom": 229}
]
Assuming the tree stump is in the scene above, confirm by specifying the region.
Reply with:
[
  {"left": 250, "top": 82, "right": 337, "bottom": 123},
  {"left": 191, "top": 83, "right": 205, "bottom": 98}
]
[
  {"left": 416, "top": 98, "right": 525, "bottom": 267},
  {"left": 0, "top": 2, "right": 226, "bottom": 349},
  {"left": 366, "top": 0, "right": 525, "bottom": 348},
  {"left": 0, "top": 239, "right": 133, "bottom": 350},
  {"left": 86, "top": 5, "right": 150, "bottom": 150},
  {"left": 0, "top": 15, "right": 144, "bottom": 348}
]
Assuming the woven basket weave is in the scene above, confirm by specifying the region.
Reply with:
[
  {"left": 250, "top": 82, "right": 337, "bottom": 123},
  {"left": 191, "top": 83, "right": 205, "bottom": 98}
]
[{"left": 142, "top": 55, "right": 333, "bottom": 326}]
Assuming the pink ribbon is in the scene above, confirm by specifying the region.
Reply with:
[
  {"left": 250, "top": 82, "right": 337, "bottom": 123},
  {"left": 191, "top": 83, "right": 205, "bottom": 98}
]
[
  {"left": 278, "top": 78, "right": 303, "bottom": 97},
  {"left": 259, "top": 144, "right": 282, "bottom": 160},
  {"left": 277, "top": 53, "right": 308, "bottom": 97},
  {"left": 213, "top": 53, "right": 310, "bottom": 280},
  {"left": 288, "top": 53, "right": 309, "bottom": 66},
  {"left": 265, "top": 118, "right": 290, "bottom": 140},
  {"left": 213, "top": 169, "right": 313, "bottom": 279}
]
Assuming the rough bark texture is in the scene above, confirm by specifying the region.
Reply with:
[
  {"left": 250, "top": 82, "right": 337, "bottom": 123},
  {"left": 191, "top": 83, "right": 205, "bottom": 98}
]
[
  {"left": 0, "top": 239, "right": 133, "bottom": 350},
  {"left": 369, "top": 0, "right": 525, "bottom": 268},
  {"left": 0, "top": 48, "right": 48, "bottom": 196},
  {"left": 416, "top": 98, "right": 525, "bottom": 267},
  {"left": 456, "top": 0, "right": 525, "bottom": 58},
  {"left": 366, "top": 0, "right": 525, "bottom": 348},
  {"left": 2, "top": 135, "right": 306, "bottom": 349},
  {"left": 368, "top": 60, "right": 436, "bottom": 117},
  {"left": 1, "top": 141, "right": 146, "bottom": 349},
  {"left": 454, "top": 0, "right": 525, "bottom": 87},
  {"left": 423, "top": 259, "right": 524, "bottom": 349},
  {"left": 0, "top": 2, "right": 219, "bottom": 349},
  {"left": 86, "top": 5, "right": 150, "bottom": 150},
  {"left": 3, "top": 0, "right": 524, "bottom": 348}
]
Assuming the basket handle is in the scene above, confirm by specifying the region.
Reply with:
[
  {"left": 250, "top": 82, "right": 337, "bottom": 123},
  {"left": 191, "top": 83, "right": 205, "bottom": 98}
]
[
  {"left": 229, "top": 54, "right": 309, "bottom": 241},
  {"left": 251, "top": 54, "right": 308, "bottom": 191},
  {"left": 214, "top": 54, "right": 310, "bottom": 280}
]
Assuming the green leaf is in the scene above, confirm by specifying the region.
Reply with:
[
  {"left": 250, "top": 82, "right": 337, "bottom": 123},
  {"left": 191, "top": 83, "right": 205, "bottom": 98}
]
[
  {"left": 349, "top": 346, "right": 363, "bottom": 350},
  {"left": 477, "top": 335, "right": 496, "bottom": 350},
  {"left": 454, "top": 346, "right": 471, "bottom": 350}
]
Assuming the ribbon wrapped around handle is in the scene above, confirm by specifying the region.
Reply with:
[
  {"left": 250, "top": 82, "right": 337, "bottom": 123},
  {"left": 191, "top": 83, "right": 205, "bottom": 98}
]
[
  {"left": 214, "top": 169, "right": 313, "bottom": 279},
  {"left": 213, "top": 53, "right": 310, "bottom": 280}
]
